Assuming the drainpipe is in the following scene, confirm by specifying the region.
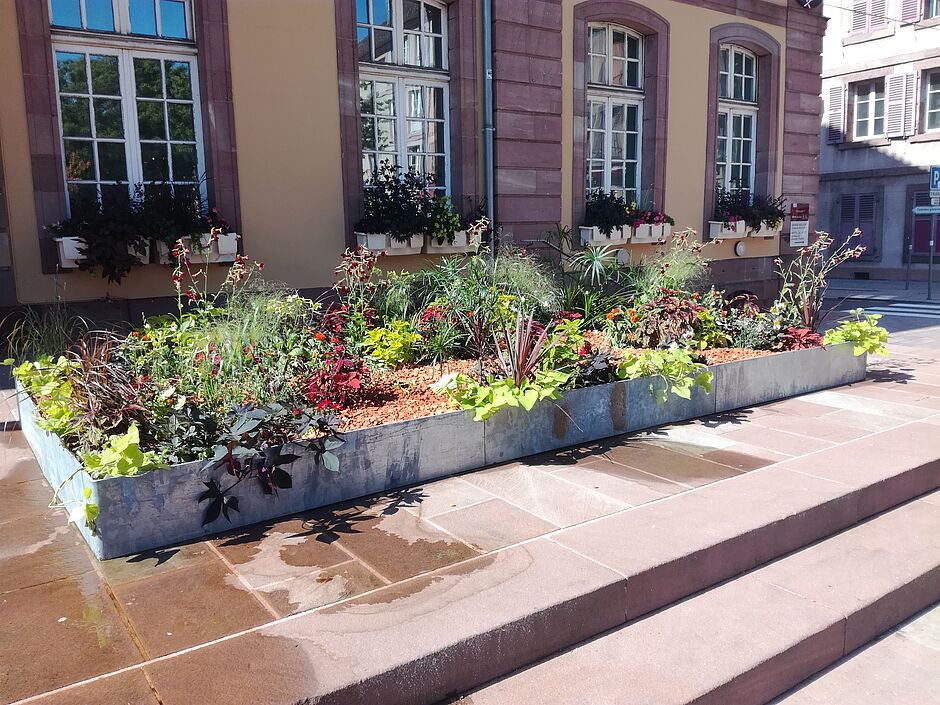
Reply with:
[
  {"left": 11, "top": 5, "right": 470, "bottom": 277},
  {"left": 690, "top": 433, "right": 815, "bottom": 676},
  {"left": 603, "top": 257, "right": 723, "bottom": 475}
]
[{"left": 482, "top": 0, "right": 496, "bottom": 256}]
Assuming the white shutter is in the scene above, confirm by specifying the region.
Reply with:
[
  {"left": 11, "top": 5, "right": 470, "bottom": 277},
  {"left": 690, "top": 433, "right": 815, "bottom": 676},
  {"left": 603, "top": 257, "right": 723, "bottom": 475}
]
[
  {"left": 904, "top": 73, "right": 917, "bottom": 135},
  {"left": 828, "top": 84, "right": 846, "bottom": 144},
  {"left": 901, "top": 0, "right": 922, "bottom": 23},
  {"left": 851, "top": 0, "right": 869, "bottom": 32},
  {"left": 869, "top": 0, "right": 888, "bottom": 28},
  {"left": 886, "top": 74, "right": 907, "bottom": 137}
]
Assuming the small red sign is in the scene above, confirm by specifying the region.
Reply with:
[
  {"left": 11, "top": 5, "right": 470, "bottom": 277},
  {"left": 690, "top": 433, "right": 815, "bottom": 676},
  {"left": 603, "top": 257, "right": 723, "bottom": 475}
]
[{"left": 790, "top": 203, "right": 810, "bottom": 221}]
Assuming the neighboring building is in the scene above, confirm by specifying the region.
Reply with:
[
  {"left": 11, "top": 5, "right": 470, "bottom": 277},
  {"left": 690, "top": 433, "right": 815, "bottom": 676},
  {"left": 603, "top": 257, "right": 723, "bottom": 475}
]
[
  {"left": 820, "top": 0, "right": 940, "bottom": 280},
  {"left": 0, "top": 0, "right": 827, "bottom": 315}
]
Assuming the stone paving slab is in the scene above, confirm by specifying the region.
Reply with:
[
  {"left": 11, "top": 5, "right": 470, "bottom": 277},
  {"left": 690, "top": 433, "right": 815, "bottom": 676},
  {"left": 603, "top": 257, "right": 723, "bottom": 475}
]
[
  {"left": 3, "top": 338, "right": 940, "bottom": 704},
  {"left": 771, "top": 603, "right": 940, "bottom": 705},
  {"left": 460, "top": 493, "right": 940, "bottom": 705}
]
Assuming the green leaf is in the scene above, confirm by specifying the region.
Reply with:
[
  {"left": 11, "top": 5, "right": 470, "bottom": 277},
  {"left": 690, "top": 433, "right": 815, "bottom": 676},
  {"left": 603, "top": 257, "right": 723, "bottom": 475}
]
[{"left": 321, "top": 451, "right": 340, "bottom": 472}]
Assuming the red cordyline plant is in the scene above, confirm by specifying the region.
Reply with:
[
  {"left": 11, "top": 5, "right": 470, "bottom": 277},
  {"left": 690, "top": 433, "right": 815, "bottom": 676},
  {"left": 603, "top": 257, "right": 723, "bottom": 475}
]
[
  {"left": 774, "top": 229, "right": 866, "bottom": 331},
  {"left": 494, "top": 311, "right": 562, "bottom": 387}
]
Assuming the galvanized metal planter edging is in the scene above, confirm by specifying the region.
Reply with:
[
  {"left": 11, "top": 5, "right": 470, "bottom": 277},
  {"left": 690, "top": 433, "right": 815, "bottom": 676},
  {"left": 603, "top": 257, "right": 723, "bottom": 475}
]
[{"left": 18, "top": 343, "right": 867, "bottom": 559}]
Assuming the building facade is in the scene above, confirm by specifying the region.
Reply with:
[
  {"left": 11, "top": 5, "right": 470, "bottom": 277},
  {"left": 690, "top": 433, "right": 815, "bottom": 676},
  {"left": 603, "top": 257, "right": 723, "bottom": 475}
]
[
  {"left": 820, "top": 0, "right": 940, "bottom": 280},
  {"left": 0, "top": 0, "right": 826, "bottom": 315}
]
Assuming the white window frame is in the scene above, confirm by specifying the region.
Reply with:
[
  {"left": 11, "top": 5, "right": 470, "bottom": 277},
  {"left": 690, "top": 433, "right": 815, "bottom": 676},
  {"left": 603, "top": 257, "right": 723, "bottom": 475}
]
[
  {"left": 716, "top": 44, "right": 758, "bottom": 195},
  {"left": 357, "top": 0, "right": 449, "bottom": 72},
  {"left": 52, "top": 37, "right": 206, "bottom": 213},
  {"left": 719, "top": 44, "right": 757, "bottom": 103},
  {"left": 926, "top": 70, "right": 940, "bottom": 133},
  {"left": 587, "top": 22, "right": 643, "bottom": 91},
  {"left": 585, "top": 92, "right": 643, "bottom": 203},
  {"left": 49, "top": 0, "right": 194, "bottom": 41},
  {"left": 715, "top": 106, "right": 758, "bottom": 194},
  {"left": 853, "top": 79, "right": 886, "bottom": 140},
  {"left": 359, "top": 68, "right": 451, "bottom": 194},
  {"left": 585, "top": 23, "right": 644, "bottom": 201}
]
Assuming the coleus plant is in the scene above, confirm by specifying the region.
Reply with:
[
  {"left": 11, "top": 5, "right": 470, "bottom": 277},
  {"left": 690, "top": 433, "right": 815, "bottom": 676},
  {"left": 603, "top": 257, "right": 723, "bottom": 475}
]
[{"left": 198, "top": 402, "right": 345, "bottom": 526}]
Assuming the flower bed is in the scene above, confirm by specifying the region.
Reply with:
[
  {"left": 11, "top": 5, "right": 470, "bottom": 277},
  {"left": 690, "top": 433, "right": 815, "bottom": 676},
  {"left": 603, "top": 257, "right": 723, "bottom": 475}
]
[{"left": 9, "top": 228, "right": 886, "bottom": 559}]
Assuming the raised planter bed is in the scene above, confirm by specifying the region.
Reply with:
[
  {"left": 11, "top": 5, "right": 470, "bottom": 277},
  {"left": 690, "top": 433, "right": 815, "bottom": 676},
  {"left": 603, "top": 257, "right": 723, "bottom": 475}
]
[{"left": 18, "top": 343, "right": 866, "bottom": 560}]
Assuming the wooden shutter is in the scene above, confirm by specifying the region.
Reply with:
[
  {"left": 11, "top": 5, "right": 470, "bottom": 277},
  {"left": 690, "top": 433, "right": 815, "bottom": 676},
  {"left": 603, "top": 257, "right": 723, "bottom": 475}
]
[
  {"left": 904, "top": 73, "right": 918, "bottom": 135},
  {"left": 828, "top": 84, "right": 845, "bottom": 144},
  {"left": 840, "top": 195, "right": 857, "bottom": 236},
  {"left": 901, "top": 0, "right": 922, "bottom": 23},
  {"left": 851, "top": 0, "right": 869, "bottom": 32},
  {"left": 856, "top": 194, "right": 876, "bottom": 254},
  {"left": 886, "top": 75, "right": 907, "bottom": 137},
  {"left": 869, "top": 0, "right": 888, "bottom": 28}
]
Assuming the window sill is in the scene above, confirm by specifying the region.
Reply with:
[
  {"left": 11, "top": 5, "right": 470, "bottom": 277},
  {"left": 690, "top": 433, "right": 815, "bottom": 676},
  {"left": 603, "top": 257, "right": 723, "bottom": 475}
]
[
  {"left": 915, "top": 16, "right": 940, "bottom": 30},
  {"left": 838, "top": 137, "right": 891, "bottom": 150},
  {"left": 909, "top": 132, "right": 940, "bottom": 143},
  {"left": 842, "top": 26, "right": 895, "bottom": 46}
]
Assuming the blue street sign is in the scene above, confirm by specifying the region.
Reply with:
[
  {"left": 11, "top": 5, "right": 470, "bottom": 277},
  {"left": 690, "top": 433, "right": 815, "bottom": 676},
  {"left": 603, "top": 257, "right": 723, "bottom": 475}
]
[
  {"left": 913, "top": 206, "right": 940, "bottom": 216},
  {"left": 931, "top": 165, "right": 940, "bottom": 191}
]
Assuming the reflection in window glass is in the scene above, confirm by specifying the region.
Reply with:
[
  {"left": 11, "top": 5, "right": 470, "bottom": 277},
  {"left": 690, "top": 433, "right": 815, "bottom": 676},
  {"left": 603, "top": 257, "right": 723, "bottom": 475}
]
[
  {"left": 129, "top": 0, "right": 158, "bottom": 35},
  {"left": 85, "top": 0, "right": 115, "bottom": 31},
  {"left": 51, "top": 0, "right": 83, "bottom": 28},
  {"left": 927, "top": 71, "right": 940, "bottom": 131},
  {"left": 160, "top": 0, "right": 188, "bottom": 38}
]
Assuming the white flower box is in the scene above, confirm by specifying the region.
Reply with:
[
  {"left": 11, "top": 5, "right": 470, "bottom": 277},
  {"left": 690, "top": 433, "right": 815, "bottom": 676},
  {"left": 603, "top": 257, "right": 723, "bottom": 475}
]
[
  {"left": 157, "top": 232, "right": 240, "bottom": 264},
  {"left": 55, "top": 236, "right": 151, "bottom": 269},
  {"left": 579, "top": 225, "right": 629, "bottom": 247},
  {"left": 355, "top": 232, "right": 422, "bottom": 255},
  {"left": 708, "top": 220, "right": 747, "bottom": 239},
  {"left": 748, "top": 223, "right": 782, "bottom": 238},
  {"left": 424, "top": 230, "right": 478, "bottom": 255},
  {"left": 632, "top": 223, "right": 672, "bottom": 244}
]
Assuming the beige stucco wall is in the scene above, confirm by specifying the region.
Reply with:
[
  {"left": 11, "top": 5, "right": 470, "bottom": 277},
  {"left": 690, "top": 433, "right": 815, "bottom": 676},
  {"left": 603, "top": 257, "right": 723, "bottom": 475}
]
[{"left": 562, "top": 0, "right": 788, "bottom": 263}]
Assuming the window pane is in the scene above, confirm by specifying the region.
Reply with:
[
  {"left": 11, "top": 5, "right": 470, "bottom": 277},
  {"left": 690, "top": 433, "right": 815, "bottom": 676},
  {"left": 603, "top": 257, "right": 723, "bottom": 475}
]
[
  {"left": 362, "top": 154, "right": 377, "bottom": 182},
  {"left": 403, "top": 0, "right": 421, "bottom": 30},
  {"left": 97, "top": 142, "right": 127, "bottom": 181},
  {"left": 372, "top": 0, "right": 391, "bottom": 26},
  {"left": 874, "top": 117, "right": 884, "bottom": 135},
  {"left": 930, "top": 92, "right": 940, "bottom": 112},
  {"left": 160, "top": 0, "right": 189, "bottom": 38},
  {"left": 376, "top": 119, "right": 396, "bottom": 150},
  {"left": 406, "top": 120, "right": 422, "bottom": 152},
  {"left": 589, "top": 101, "right": 605, "bottom": 129},
  {"left": 94, "top": 98, "right": 124, "bottom": 138},
  {"left": 357, "top": 27, "right": 372, "bottom": 62},
  {"left": 85, "top": 0, "right": 115, "bottom": 31},
  {"left": 404, "top": 33, "right": 421, "bottom": 65},
  {"left": 717, "top": 136, "right": 727, "bottom": 163},
  {"left": 626, "top": 133, "right": 637, "bottom": 160},
  {"left": 610, "top": 164, "right": 624, "bottom": 188},
  {"left": 167, "top": 103, "right": 195, "bottom": 140},
  {"left": 590, "top": 27, "right": 606, "bottom": 54},
  {"left": 90, "top": 55, "right": 120, "bottom": 95},
  {"left": 61, "top": 97, "right": 92, "bottom": 137},
  {"left": 137, "top": 101, "right": 166, "bottom": 139},
  {"left": 627, "top": 62, "right": 639, "bottom": 89},
  {"left": 141, "top": 143, "right": 169, "bottom": 181},
  {"left": 857, "top": 100, "right": 869, "bottom": 121},
  {"left": 428, "top": 87, "right": 444, "bottom": 118},
  {"left": 611, "top": 132, "right": 624, "bottom": 159},
  {"left": 374, "top": 82, "right": 395, "bottom": 114},
  {"left": 424, "top": 4, "right": 442, "bottom": 33},
  {"left": 426, "top": 121, "right": 443, "bottom": 152},
  {"left": 717, "top": 112, "right": 728, "bottom": 137},
  {"left": 627, "top": 35, "right": 640, "bottom": 61},
  {"left": 57, "top": 52, "right": 88, "bottom": 94},
  {"left": 612, "top": 31, "right": 626, "bottom": 58},
  {"left": 165, "top": 62, "right": 193, "bottom": 100},
  {"left": 590, "top": 131, "right": 605, "bottom": 159},
  {"left": 591, "top": 56, "right": 606, "bottom": 84},
  {"left": 720, "top": 48, "right": 730, "bottom": 73},
  {"left": 52, "top": 0, "right": 82, "bottom": 27},
  {"left": 611, "top": 59, "right": 625, "bottom": 86},
  {"left": 626, "top": 105, "right": 638, "bottom": 132},
  {"left": 356, "top": 0, "right": 369, "bottom": 23},
  {"left": 929, "top": 112, "right": 940, "bottom": 130},
  {"left": 64, "top": 140, "right": 95, "bottom": 180},
  {"left": 374, "top": 28, "right": 394, "bottom": 62},
  {"left": 426, "top": 36, "right": 443, "bottom": 69},
  {"left": 129, "top": 0, "right": 157, "bottom": 35},
  {"left": 426, "top": 155, "right": 445, "bottom": 186},
  {"left": 171, "top": 143, "right": 198, "bottom": 181},
  {"left": 134, "top": 59, "right": 163, "bottom": 98},
  {"left": 612, "top": 103, "right": 625, "bottom": 131},
  {"left": 361, "top": 117, "right": 376, "bottom": 149},
  {"left": 406, "top": 86, "right": 424, "bottom": 117},
  {"left": 359, "top": 80, "right": 374, "bottom": 113},
  {"left": 69, "top": 184, "right": 99, "bottom": 214}
]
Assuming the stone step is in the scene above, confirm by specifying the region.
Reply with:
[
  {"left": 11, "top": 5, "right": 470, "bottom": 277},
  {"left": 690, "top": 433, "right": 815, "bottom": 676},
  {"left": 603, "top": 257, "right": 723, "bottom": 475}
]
[
  {"left": 454, "top": 492, "right": 940, "bottom": 705},
  {"left": 768, "top": 602, "right": 940, "bottom": 705},
  {"left": 35, "top": 423, "right": 940, "bottom": 705}
]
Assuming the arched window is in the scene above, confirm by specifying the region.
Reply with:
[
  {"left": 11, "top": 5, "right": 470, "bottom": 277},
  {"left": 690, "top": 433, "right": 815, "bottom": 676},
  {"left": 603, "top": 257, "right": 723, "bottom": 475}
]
[
  {"left": 585, "top": 23, "right": 644, "bottom": 203},
  {"left": 715, "top": 44, "right": 758, "bottom": 195},
  {"left": 356, "top": 0, "right": 450, "bottom": 194}
]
